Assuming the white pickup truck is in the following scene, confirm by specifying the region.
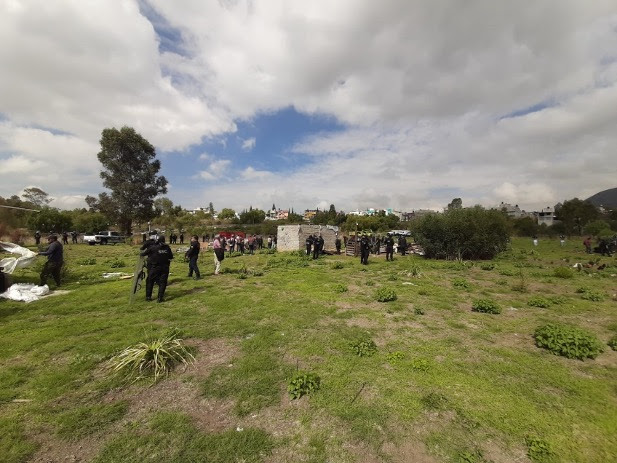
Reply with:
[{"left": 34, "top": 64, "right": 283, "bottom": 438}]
[{"left": 83, "top": 231, "right": 125, "bottom": 245}]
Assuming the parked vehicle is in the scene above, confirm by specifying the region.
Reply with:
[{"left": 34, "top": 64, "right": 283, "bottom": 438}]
[{"left": 83, "top": 231, "right": 125, "bottom": 245}]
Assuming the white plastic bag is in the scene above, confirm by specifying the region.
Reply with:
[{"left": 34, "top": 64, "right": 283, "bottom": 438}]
[
  {"left": 0, "top": 241, "right": 37, "bottom": 274},
  {"left": 0, "top": 283, "right": 49, "bottom": 302}
]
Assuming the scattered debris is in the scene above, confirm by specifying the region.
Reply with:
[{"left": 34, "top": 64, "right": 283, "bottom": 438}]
[{"left": 102, "top": 272, "right": 133, "bottom": 279}]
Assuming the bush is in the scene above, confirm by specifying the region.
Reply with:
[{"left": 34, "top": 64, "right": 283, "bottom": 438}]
[
  {"left": 480, "top": 263, "right": 495, "bottom": 271},
  {"left": 109, "top": 259, "right": 126, "bottom": 269},
  {"left": 471, "top": 299, "right": 501, "bottom": 314},
  {"left": 375, "top": 287, "right": 397, "bottom": 302},
  {"left": 351, "top": 339, "right": 377, "bottom": 357},
  {"left": 527, "top": 296, "right": 551, "bottom": 308},
  {"left": 386, "top": 351, "right": 405, "bottom": 364},
  {"left": 411, "top": 206, "right": 510, "bottom": 260},
  {"left": 580, "top": 290, "right": 603, "bottom": 301},
  {"left": 77, "top": 258, "right": 96, "bottom": 265},
  {"left": 331, "top": 262, "right": 344, "bottom": 270},
  {"left": 608, "top": 336, "right": 617, "bottom": 351},
  {"left": 288, "top": 373, "right": 321, "bottom": 399},
  {"left": 452, "top": 278, "right": 471, "bottom": 289},
  {"left": 525, "top": 436, "right": 553, "bottom": 462},
  {"left": 107, "top": 329, "right": 195, "bottom": 382},
  {"left": 553, "top": 267, "right": 574, "bottom": 279},
  {"left": 333, "top": 284, "right": 348, "bottom": 293},
  {"left": 534, "top": 324, "right": 603, "bottom": 360}
]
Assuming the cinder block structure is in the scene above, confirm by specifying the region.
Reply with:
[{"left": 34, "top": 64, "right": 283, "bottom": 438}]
[{"left": 276, "top": 224, "right": 338, "bottom": 252}]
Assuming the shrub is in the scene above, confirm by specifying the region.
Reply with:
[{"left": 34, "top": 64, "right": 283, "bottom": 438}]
[
  {"left": 107, "top": 329, "right": 195, "bottom": 382},
  {"left": 411, "top": 206, "right": 510, "bottom": 260},
  {"left": 331, "top": 262, "right": 344, "bottom": 270},
  {"left": 471, "top": 299, "right": 501, "bottom": 314},
  {"left": 409, "top": 358, "right": 430, "bottom": 371},
  {"left": 525, "top": 436, "right": 553, "bottom": 462},
  {"left": 333, "top": 284, "right": 348, "bottom": 293},
  {"left": 288, "top": 373, "right": 321, "bottom": 399},
  {"left": 527, "top": 296, "right": 551, "bottom": 308},
  {"left": 375, "top": 287, "right": 397, "bottom": 302},
  {"left": 553, "top": 267, "right": 574, "bottom": 279},
  {"left": 607, "top": 336, "right": 617, "bottom": 351},
  {"left": 351, "top": 339, "right": 377, "bottom": 357},
  {"left": 109, "top": 259, "right": 126, "bottom": 269},
  {"left": 534, "top": 324, "right": 603, "bottom": 360},
  {"left": 77, "top": 258, "right": 96, "bottom": 265},
  {"left": 452, "top": 278, "right": 470, "bottom": 289},
  {"left": 580, "top": 290, "right": 603, "bottom": 301},
  {"left": 386, "top": 351, "right": 405, "bottom": 364},
  {"left": 480, "top": 263, "right": 495, "bottom": 271}
]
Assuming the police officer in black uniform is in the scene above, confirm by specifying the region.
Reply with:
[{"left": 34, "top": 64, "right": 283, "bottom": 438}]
[
  {"left": 306, "top": 235, "right": 313, "bottom": 256},
  {"left": 318, "top": 234, "right": 324, "bottom": 256},
  {"left": 34, "top": 231, "right": 41, "bottom": 245},
  {"left": 384, "top": 233, "right": 395, "bottom": 261},
  {"left": 38, "top": 234, "right": 64, "bottom": 287},
  {"left": 185, "top": 235, "right": 201, "bottom": 279},
  {"left": 312, "top": 234, "right": 320, "bottom": 259},
  {"left": 360, "top": 233, "right": 370, "bottom": 265},
  {"left": 141, "top": 236, "right": 174, "bottom": 302},
  {"left": 398, "top": 235, "right": 407, "bottom": 256},
  {"left": 335, "top": 234, "right": 342, "bottom": 254}
]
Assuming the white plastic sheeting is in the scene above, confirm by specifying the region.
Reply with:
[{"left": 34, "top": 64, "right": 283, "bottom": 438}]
[
  {"left": 0, "top": 241, "right": 37, "bottom": 274},
  {"left": 0, "top": 283, "right": 50, "bottom": 302}
]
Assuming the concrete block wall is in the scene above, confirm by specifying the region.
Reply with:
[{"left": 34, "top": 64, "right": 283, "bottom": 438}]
[{"left": 277, "top": 225, "right": 339, "bottom": 252}]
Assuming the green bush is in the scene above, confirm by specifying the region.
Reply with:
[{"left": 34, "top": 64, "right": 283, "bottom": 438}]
[
  {"left": 607, "top": 336, "right": 617, "bottom": 351},
  {"left": 527, "top": 296, "right": 551, "bottom": 308},
  {"left": 375, "top": 287, "right": 397, "bottom": 302},
  {"left": 77, "top": 258, "right": 96, "bottom": 265},
  {"left": 331, "top": 262, "right": 344, "bottom": 270},
  {"left": 411, "top": 206, "right": 510, "bottom": 260},
  {"left": 471, "top": 299, "right": 501, "bottom": 314},
  {"left": 109, "top": 259, "right": 126, "bottom": 269},
  {"left": 452, "top": 278, "right": 471, "bottom": 289},
  {"left": 480, "top": 263, "right": 495, "bottom": 271},
  {"left": 351, "top": 339, "right": 377, "bottom": 357},
  {"left": 409, "top": 358, "right": 430, "bottom": 371},
  {"left": 534, "top": 324, "right": 603, "bottom": 360},
  {"left": 333, "top": 284, "right": 348, "bottom": 293},
  {"left": 553, "top": 267, "right": 574, "bottom": 279},
  {"left": 525, "top": 436, "right": 553, "bottom": 463},
  {"left": 580, "top": 290, "right": 603, "bottom": 301},
  {"left": 386, "top": 351, "right": 405, "bottom": 364},
  {"left": 288, "top": 373, "right": 321, "bottom": 399}
]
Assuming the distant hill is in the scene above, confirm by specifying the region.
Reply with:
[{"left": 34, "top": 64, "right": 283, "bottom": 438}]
[{"left": 586, "top": 187, "right": 617, "bottom": 208}]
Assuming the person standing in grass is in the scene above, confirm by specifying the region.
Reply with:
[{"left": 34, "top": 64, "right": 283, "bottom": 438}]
[
  {"left": 213, "top": 234, "right": 224, "bottom": 274},
  {"left": 38, "top": 234, "right": 63, "bottom": 287},
  {"left": 384, "top": 233, "right": 395, "bottom": 261},
  {"left": 335, "top": 234, "right": 341, "bottom": 254},
  {"left": 305, "top": 234, "right": 313, "bottom": 256},
  {"left": 360, "top": 233, "right": 370, "bottom": 265},
  {"left": 583, "top": 236, "right": 592, "bottom": 254},
  {"left": 186, "top": 235, "right": 201, "bottom": 280},
  {"left": 141, "top": 236, "right": 173, "bottom": 303}
]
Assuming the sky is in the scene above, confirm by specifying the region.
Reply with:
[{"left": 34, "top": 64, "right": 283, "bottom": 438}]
[{"left": 1, "top": 0, "right": 617, "bottom": 213}]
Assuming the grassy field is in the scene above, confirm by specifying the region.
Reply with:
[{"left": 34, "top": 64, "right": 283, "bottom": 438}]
[{"left": 1, "top": 238, "right": 616, "bottom": 463}]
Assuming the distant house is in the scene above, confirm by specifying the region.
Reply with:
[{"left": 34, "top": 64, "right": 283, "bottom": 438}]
[
  {"left": 303, "top": 209, "right": 318, "bottom": 221},
  {"left": 536, "top": 207, "right": 556, "bottom": 226},
  {"left": 266, "top": 207, "right": 289, "bottom": 221}
]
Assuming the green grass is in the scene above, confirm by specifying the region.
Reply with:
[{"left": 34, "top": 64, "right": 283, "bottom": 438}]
[{"left": 0, "top": 239, "right": 616, "bottom": 461}]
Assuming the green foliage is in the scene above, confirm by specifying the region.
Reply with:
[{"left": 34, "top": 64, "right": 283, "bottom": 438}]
[
  {"left": 331, "top": 261, "right": 344, "bottom": 269},
  {"left": 527, "top": 296, "right": 551, "bottom": 308},
  {"left": 239, "top": 208, "right": 266, "bottom": 224},
  {"left": 386, "top": 351, "right": 405, "bottom": 364},
  {"left": 471, "top": 299, "right": 501, "bottom": 314},
  {"left": 107, "top": 329, "right": 195, "bottom": 382},
  {"left": 457, "top": 450, "right": 486, "bottom": 463},
  {"left": 375, "top": 287, "right": 397, "bottom": 302},
  {"left": 77, "top": 258, "right": 97, "bottom": 265},
  {"left": 580, "top": 290, "right": 603, "bottom": 301},
  {"left": 288, "top": 373, "right": 321, "bottom": 399},
  {"left": 27, "top": 207, "right": 73, "bottom": 233},
  {"left": 534, "top": 324, "right": 603, "bottom": 360},
  {"left": 583, "top": 219, "right": 612, "bottom": 237},
  {"left": 333, "top": 284, "right": 348, "bottom": 293},
  {"left": 411, "top": 206, "right": 510, "bottom": 260},
  {"left": 108, "top": 259, "right": 126, "bottom": 268},
  {"left": 0, "top": 417, "right": 37, "bottom": 463},
  {"left": 414, "top": 307, "right": 425, "bottom": 315},
  {"left": 351, "top": 339, "right": 377, "bottom": 357},
  {"left": 555, "top": 198, "right": 599, "bottom": 235},
  {"left": 525, "top": 436, "right": 553, "bottom": 462},
  {"left": 480, "top": 263, "right": 495, "bottom": 271},
  {"left": 607, "top": 336, "right": 617, "bottom": 351},
  {"left": 409, "top": 358, "right": 430, "bottom": 371},
  {"left": 452, "top": 277, "right": 471, "bottom": 289},
  {"left": 553, "top": 267, "right": 574, "bottom": 279},
  {"left": 421, "top": 392, "right": 449, "bottom": 410},
  {"left": 93, "top": 126, "right": 168, "bottom": 234}
]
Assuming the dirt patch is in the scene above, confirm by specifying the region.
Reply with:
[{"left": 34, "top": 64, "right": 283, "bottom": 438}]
[
  {"left": 382, "top": 439, "right": 439, "bottom": 463},
  {"left": 29, "top": 338, "right": 239, "bottom": 462}
]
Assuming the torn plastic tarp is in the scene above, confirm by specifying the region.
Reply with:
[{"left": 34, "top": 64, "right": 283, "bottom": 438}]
[
  {"left": 0, "top": 283, "right": 49, "bottom": 303},
  {"left": 0, "top": 241, "right": 37, "bottom": 274}
]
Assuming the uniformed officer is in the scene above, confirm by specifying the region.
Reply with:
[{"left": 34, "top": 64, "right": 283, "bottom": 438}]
[
  {"left": 38, "top": 234, "right": 64, "bottom": 287},
  {"left": 360, "top": 233, "right": 370, "bottom": 265},
  {"left": 312, "top": 234, "right": 320, "bottom": 259},
  {"left": 384, "top": 233, "right": 395, "bottom": 261},
  {"left": 335, "top": 234, "right": 342, "bottom": 254},
  {"left": 34, "top": 231, "right": 41, "bottom": 245},
  {"left": 398, "top": 235, "right": 407, "bottom": 256},
  {"left": 318, "top": 235, "right": 324, "bottom": 256},
  {"left": 306, "top": 235, "right": 313, "bottom": 256},
  {"left": 140, "top": 236, "right": 174, "bottom": 302},
  {"left": 185, "top": 235, "right": 201, "bottom": 279}
]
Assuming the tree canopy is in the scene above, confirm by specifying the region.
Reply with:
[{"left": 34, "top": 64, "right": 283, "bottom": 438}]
[{"left": 90, "top": 126, "right": 168, "bottom": 234}]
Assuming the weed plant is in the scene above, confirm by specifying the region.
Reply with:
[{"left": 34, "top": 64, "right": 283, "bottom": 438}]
[
  {"left": 375, "top": 287, "right": 397, "bottom": 302},
  {"left": 333, "top": 284, "right": 348, "bottom": 293},
  {"left": 107, "top": 329, "right": 195, "bottom": 382},
  {"left": 471, "top": 299, "right": 501, "bottom": 314},
  {"left": 534, "top": 324, "right": 603, "bottom": 360},
  {"left": 351, "top": 339, "right": 377, "bottom": 357},
  {"left": 527, "top": 296, "right": 551, "bottom": 308},
  {"left": 288, "top": 373, "right": 321, "bottom": 399},
  {"left": 607, "top": 336, "right": 617, "bottom": 351},
  {"left": 452, "top": 278, "right": 471, "bottom": 289},
  {"left": 553, "top": 267, "right": 574, "bottom": 279},
  {"left": 525, "top": 436, "right": 553, "bottom": 463}
]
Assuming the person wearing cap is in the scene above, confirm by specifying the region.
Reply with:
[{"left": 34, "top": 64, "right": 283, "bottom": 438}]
[
  {"left": 38, "top": 234, "right": 64, "bottom": 287},
  {"left": 140, "top": 235, "right": 173, "bottom": 302}
]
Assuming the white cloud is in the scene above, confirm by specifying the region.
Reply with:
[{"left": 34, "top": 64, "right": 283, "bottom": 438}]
[
  {"left": 241, "top": 137, "right": 256, "bottom": 151},
  {"left": 241, "top": 166, "right": 272, "bottom": 180}
]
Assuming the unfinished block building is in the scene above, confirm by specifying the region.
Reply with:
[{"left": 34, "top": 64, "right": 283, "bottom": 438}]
[{"left": 276, "top": 224, "right": 338, "bottom": 252}]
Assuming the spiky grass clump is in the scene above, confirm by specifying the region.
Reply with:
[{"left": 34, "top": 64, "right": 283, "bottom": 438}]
[{"left": 107, "top": 329, "right": 195, "bottom": 382}]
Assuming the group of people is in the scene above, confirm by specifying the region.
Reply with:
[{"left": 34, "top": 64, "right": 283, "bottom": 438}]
[
  {"left": 305, "top": 234, "right": 325, "bottom": 259},
  {"left": 356, "top": 233, "right": 407, "bottom": 265}
]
